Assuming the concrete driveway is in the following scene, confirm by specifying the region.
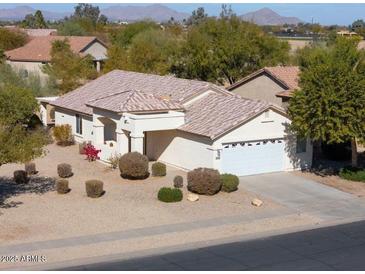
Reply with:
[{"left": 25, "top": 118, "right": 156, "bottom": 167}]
[{"left": 240, "top": 172, "right": 365, "bottom": 222}]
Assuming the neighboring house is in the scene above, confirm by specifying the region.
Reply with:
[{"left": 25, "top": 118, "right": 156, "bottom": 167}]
[
  {"left": 227, "top": 66, "right": 300, "bottom": 109},
  {"left": 5, "top": 36, "right": 108, "bottom": 79},
  {"left": 51, "top": 70, "right": 312, "bottom": 176},
  {"left": 4, "top": 26, "right": 57, "bottom": 37},
  {"left": 36, "top": 97, "right": 59, "bottom": 126}
]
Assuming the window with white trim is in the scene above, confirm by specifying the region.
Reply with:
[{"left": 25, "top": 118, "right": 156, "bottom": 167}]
[
  {"left": 296, "top": 137, "right": 307, "bottom": 153},
  {"left": 76, "top": 114, "right": 82, "bottom": 135}
]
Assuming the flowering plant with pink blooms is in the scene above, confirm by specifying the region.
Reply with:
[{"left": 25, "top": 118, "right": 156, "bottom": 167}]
[{"left": 83, "top": 144, "right": 101, "bottom": 161}]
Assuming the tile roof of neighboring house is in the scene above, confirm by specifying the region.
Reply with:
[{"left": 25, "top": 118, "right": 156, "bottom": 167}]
[
  {"left": 4, "top": 26, "right": 57, "bottom": 37},
  {"left": 86, "top": 90, "right": 184, "bottom": 113},
  {"left": 227, "top": 66, "right": 300, "bottom": 96},
  {"left": 52, "top": 70, "right": 230, "bottom": 115},
  {"left": 5, "top": 36, "right": 105, "bottom": 62},
  {"left": 179, "top": 93, "right": 274, "bottom": 139}
]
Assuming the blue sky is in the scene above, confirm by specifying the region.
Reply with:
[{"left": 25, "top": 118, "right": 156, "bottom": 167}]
[{"left": 1, "top": 3, "right": 364, "bottom": 25}]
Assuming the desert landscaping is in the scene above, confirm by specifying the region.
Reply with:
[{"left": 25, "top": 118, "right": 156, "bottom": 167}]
[{"left": 0, "top": 143, "right": 322, "bottom": 267}]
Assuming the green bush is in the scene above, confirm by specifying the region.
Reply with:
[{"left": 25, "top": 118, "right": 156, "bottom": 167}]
[
  {"left": 173, "top": 175, "right": 183, "bottom": 188},
  {"left": 119, "top": 152, "right": 149, "bottom": 179},
  {"left": 85, "top": 180, "right": 104, "bottom": 198},
  {"left": 339, "top": 166, "right": 365, "bottom": 182},
  {"left": 53, "top": 124, "right": 74, "bottom": 146},
  {"left": 158, "top": 187, "right": 183, "bottom": 203},
  {"left": 152, "top": 162, "right": 166, "bottom": 177},
  {"left": 13, "top": 170, "right": 28, "bottom": 184},
  {"left": 56, "top": 179, "right": 70, "bottom": 194},
  {"left": 57, "top": 163, "right": 73, "bottom": 178},
  {"left": 220, "top": 174, "right": 239, "bottom": 192},
  {"left": 187, "top": 168, "right": 222, "bottom": 195},
  {"left": 25, "top": 162, "right": 37, "bottom": 175}
]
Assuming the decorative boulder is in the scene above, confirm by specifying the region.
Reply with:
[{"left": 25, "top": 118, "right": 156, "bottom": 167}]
[
  {"left": 187, "top": 168, "right": 222, "bottom": 195},
  {"left": 251, "top": 198, "right": 263, "bottom": 207},
  {"left": 187, "top": 193, "right": 199, "bottom": 202}
]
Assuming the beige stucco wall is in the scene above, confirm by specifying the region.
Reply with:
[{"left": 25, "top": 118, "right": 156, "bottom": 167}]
[
  {"left": 82, "top": 41, "right": 107, "bottom": 60},
  {"left": 146, "top": 130, "right": 215, "bottom": 170},
  {"left": 213, "top": 109, "right": 313, "bottom": 171},
  {"left": 231, "top": 74, "right": 285, "bottom": 106},
  {"left": 6, "top": 60, "right": 48, "bottom": 79},
  {"left": 55, "top": 108, "right": 93, "bottom": 143}
]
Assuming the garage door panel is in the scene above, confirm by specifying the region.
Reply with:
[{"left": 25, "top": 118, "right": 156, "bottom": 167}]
[{"left": 221, "top": 139, "right": 285, "bottom": 176}]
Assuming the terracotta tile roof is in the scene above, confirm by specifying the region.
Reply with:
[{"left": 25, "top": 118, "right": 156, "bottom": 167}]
[
  {"left": 86, "top": 90, "right": 184, "bottom": 113},
  {"left": 52, "top": 70, "right": 230, "bottom": 115},
  {"left": 5, "top": 36, "right": 103, "bottom": 62},
  {"left": 179, "top": 93, "right": 273, "bottom": 139},
  {"left": 227, "top": 66, "right": 300, "bottom": 91},
  {"left": 264, "top": 66, "right": 300, "bottom": 90}
]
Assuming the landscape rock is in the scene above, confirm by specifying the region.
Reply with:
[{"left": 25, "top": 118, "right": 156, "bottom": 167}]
[
  {"left": 251, "top": 198, "right": 263, "bottom": 207},
  {"left": 187, "top": 193, "right": 199, "bottom": 202}
]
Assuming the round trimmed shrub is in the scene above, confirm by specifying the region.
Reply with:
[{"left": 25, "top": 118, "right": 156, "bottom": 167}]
[
  {"left": 25, "top": 162, "right": 37, "bottom": 175},
  {"left": 187, "top": 168, "right": 221, "bottom": 195},
  {"left": 57, "top": 163, "right": 73, "bottom": 178},
  {"left": 339, "top": 166, "right": 365, "bottom": 182},
  {"left": 13, "top": 170, "right": 28, "bottom": 184},
  {"left": 158, "top": 187, "right": 183, "bottom": 203},
  {"left": 152, "top": 162, "right": 166, "bottom": 177},
  {"left": 119, "top": 152, "right": 149, "bottom": 179},
  {"left": 220, "top": 173, "right": 239, "bottom": 193},
  {"left": 173, "top": 175, "right": 183, "bottom": 188},
  {"left": 85, "top": 180, "right": 104, "bottom": 198},
  {"left": 56, "top": 179, "right": 70, "bottom": 194}
]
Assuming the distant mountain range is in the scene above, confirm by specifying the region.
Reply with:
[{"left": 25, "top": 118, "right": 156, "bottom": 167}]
[
  {"left": 0, "top": 4, "right": 189, "bottom": 22},
  {"left": 0, "top": 5, "right": 69, "bottom": 21},
  {"left": 0, "top": 5, "right": 303, "bottom": 25},
  {"left": 240, "top": 8, "right": 303, "bottom": 25},
  {"left": 102, "top": 4, "right": 189, "bottom": 22}
]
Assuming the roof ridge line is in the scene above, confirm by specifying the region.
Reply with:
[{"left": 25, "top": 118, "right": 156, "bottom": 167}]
[{"left": 88, "top": 90, "right": 132, "bottom": 103}]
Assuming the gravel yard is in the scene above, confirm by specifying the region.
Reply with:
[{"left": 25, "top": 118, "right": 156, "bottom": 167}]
[
  {"left": 0, "top": 144, "right": 324, "bottom": 268},
  {"left": 0, "top": 144, "right": 289, "bottom": 245}
]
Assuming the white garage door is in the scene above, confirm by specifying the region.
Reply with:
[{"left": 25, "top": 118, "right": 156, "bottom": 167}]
[{"left": 221, "top": 139, "right": 285, "bottom": 176}]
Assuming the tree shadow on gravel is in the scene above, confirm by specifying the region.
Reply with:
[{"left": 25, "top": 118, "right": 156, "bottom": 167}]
[{"left": 0, "top": 176, "right": 55, "bottom": 209}]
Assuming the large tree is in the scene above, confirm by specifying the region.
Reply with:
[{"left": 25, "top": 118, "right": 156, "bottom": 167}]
[
  {"left": 185, "top": 7, "right": 208, "bottom": 26},
  {"left": 0, "top": 28, "right": 27, "bottom": 51},
  {"left": 288, "top": 37, "right": 365, "bottom": 167},
  {"left": 21, "top": 10, "right": 47, "bottom": 29},
  {"left": 43, "top": 39, "right": 96, "bottom": 94},
  {"left": 0, "top": 85, "right": 47, "bottom": 166},
  {"left": 172, "top": 16, "right": 289, "bottom": 85},
  {"left": 105, "top": 29, "right": 179, "bottom": 75}
]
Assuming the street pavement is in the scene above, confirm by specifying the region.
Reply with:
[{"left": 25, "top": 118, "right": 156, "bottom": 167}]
[{"left": 61, "top": 220, "right": 365, "bottom": 270}]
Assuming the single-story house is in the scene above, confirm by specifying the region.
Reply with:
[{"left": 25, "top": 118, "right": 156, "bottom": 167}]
[
  {"left": 51, "top": 70, "right": 312, "bottom": 176},
  {"left": 4, "top": 26, "right": 57, "bottom": 37},
  {"left": 5, "top": 36, "right": 108, "bottom": 78},
  {"left": 227, "top": 66, "right": 300, "bottom": 109}
]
